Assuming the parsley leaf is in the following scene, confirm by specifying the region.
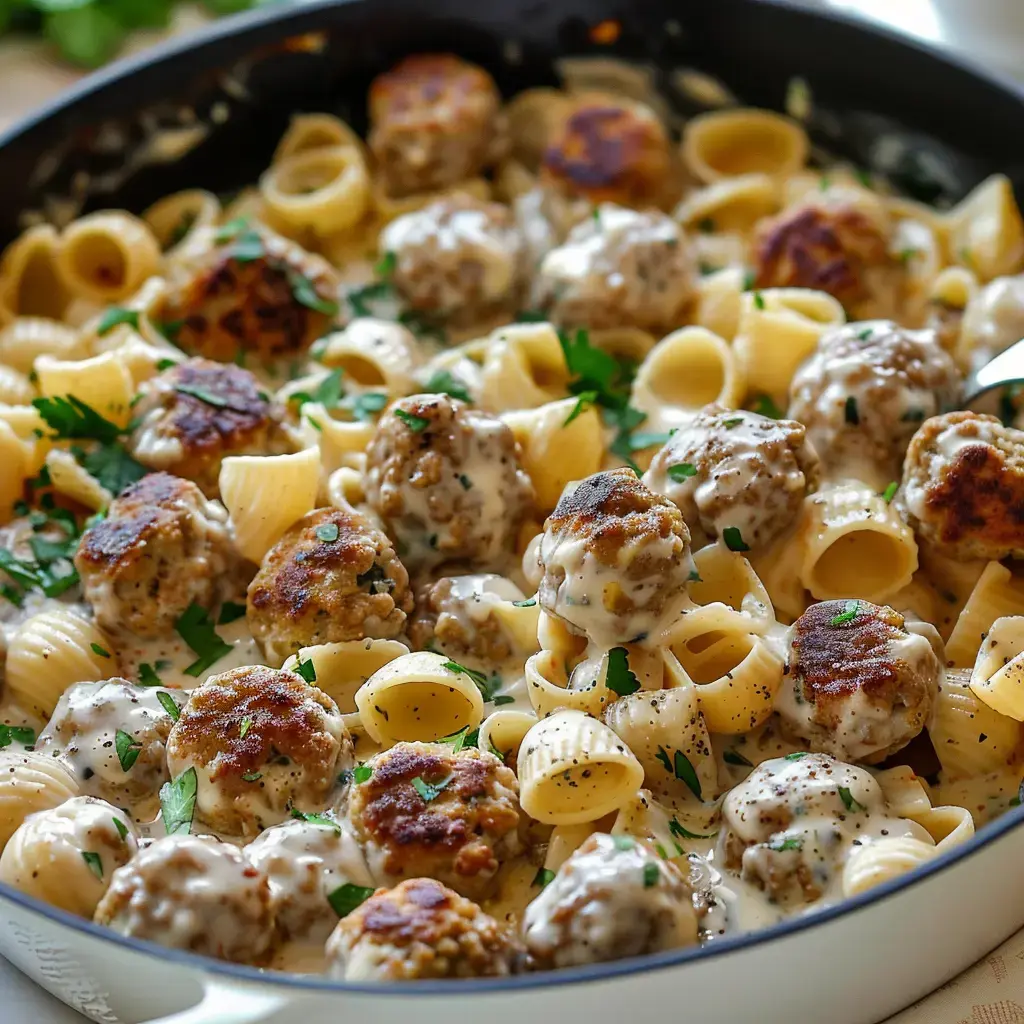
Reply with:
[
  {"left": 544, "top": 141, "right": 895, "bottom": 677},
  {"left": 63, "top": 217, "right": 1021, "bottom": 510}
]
[
  {"left": 768, "top": 835, "right": 804, "bottom": 852},
  {"left": 723, "top": 527, "right": 750, "bottom": 552},
  {"left": 294, "top": 658, "right": 317, "bottom": 683},
  {"left": 0, "top": 724, "right": 35, "bottom": 748},
  {"left": 669, "top": 817, "right": 715, "bottom": 840},
  {"left": 138, "top": 663, "right": 162, "bottom": 687},
  {"left": 90, "top": 642, "right": 110, "bottom": 658},
  {"left": 513, "top": 598, "right": 536, "bottom": 608},
  {"left": 350, "top": 392, "right": 389, "bottom": 421},
  {"left": 642, "top": 862, "right": 660, "bottom": 888},
  {"left": 605, "top": 647, "right": 640, "bottom": 696},
  {"left": 80, "top": 442, "right": 147, "bottom": 496},
  {"left": 175, "top": 603, "right": 232, "bottom": 677},
  {"left": 97, "top": 308, "right": 140, "bottom": 336},
  {"left": 115, "top": 729, "right": 141, "bottom": 772},
  {"left": 159, "top": 768, "right": 198, "bottom": 836},
  {"left": 784, "top": 751, "right": 811, "bottom": 761},
  {"left": 668, "top": 463, "right": 697, "bottom": 481},
  {"left": 239, "top": 716, "right": 253, "bottom": 740},
  {"left": 438, "top": 725, "right": 471, "bottom": 754},
  {"left": 441, "top": 659, "right": 502, "bottom": 702},
  {"left": 156, "top": 691, "right": 180, "bottom": 722},
  {"left": 328, "top": 882, "right": 376, "bottom": 918},
  {"left": 290, "top": 809, "right": 341, "bottom": 833},
  {"left": 752, "top": 394, "right": 784, "bottom": 419},
  {"left": 424, "top": 370, "right": 472, "bottom": 404},
  {"left": 218, "top": 602, "right": 246, "bottom": 625},
  {"left": 532, "top": 867, "right": 556, "bottom": 889},
  {"left": 723, "top": 749, "right": 754, "bottom": 768},
  {"left": 394, "top": 408, "right": 429, "bottom": 432},
  {"left": 563, "top": 390, "right": 598, "bottom": 427},
  {"left": 655, "top": 747, "right": 702, "bottom": 800},
  {"left": 287, "top": 268, "right": 339, "bottom": 317},
  {"left": 112, "top": 817, "right": 129, "bottom": 841},
  {"left": 81, "top": 851, "right": 104, "bottom": 880},
  {"left": 829, "top": 600, "right": 860, "bottom": 627},
  {"left": 315, "top": 523, "right": 340, "bottom": 543},
  {"left": 353, "top": 765, "right": 372, "bottom": 784},
  {"left": 32, "top": 395, "right": 121, "bottom": 442},
  {"left": 844, "top": 395, "right": 860, "bottom": 425},
  {"left": 753, "top": 292, "right": 766, "bottom": 310},
  {"left": 882, "top": 481, "right": 899, "bottom": 503},
  {"left": 411, "top": 773, "right": 454, "bottom": 803},
  {"left": 838, "top": 786, "right": 866, "bottom": 813}
]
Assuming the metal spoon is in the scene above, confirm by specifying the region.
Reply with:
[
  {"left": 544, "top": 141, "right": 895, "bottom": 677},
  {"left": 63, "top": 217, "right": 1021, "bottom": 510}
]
[{"left": 964, "top": 336, "right": 1024, "bottom": 408}]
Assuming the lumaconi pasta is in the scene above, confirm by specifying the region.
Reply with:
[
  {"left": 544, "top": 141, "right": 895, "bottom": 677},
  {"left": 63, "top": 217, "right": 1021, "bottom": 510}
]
[{"left": 0, "top": 54, "right": 1022, "bottom": 984}]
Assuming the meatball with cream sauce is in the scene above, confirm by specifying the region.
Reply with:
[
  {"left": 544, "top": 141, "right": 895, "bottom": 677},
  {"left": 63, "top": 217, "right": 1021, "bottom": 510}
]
[
  {"left": 364, "top": 394, "right": 534, "bottom": 572},
  {"left": 128, "top": 359, "right": 290, "bottom": 499},
  {"left": 345, "top": 741, "right": 520, "bottom": 900},
  {"left": 535, "top": 204, "right": 698, "bottom": 332},
  {"left": 246, "top": 506, "right": 413, "bottom": 666},
  {"left": 959, "top": 273, "right": 1024, "bottom": 370},
  {"left": 165, "top": 665, "right": 352, "bottom": 836},
  {"left": 380, "top": 196, "right": 526, "bottom": 325},
  {"left": 326, "top": 877, "right": 521, "bottom": 981},
  {"left": 777, "top": 600, "right": 941, "bottom": 764},
  {"left": 900, "top": 411, "right": 1024, "bottom": 562},
  {"left": 74, "top": 472, "right": 239, "bottom": 639},
  {"left": 94, "top": 834, "right": 275, "bottom": 963},
  {"left": 787, "top": 320, "right": 961, "bottom": 487},
  {"left": 643, "top": 404, "right": 820, "bottom": 550},
  {"left": 537, "top": 468, "right": 695, "bottom": 648},
  {"left": 522, "top": 833, "right": 697, "bottom": 969},
  {"left": 368, "top": 54, "right": 505, "bottom": 198}
]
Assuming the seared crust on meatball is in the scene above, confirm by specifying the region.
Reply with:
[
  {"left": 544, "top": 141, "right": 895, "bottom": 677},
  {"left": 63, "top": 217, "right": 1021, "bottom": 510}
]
[
  {"left": 643, "top": 404, "right": 820, "bottom": 550},
  {"left": 166, "top": 665, "right": 352, "bottom": 835},
  {"left": 538, "top": 468, "right": 695, "bottom": 647},
  {"left": 346, "top": 741, "right": 520, "bottom": 900},
  {"left": 788, "top": 320, "right": 961, "bottom": 485},
  {"left": 75, "top": 472, "right": 238, "bottom": 638},
  {"left": 94, "top": 834, "right": 275, "bottom": 963},
  {"left": 247, "top": 506, "right": 413, "bottom": 666},
  {"left": 161, "top": 224, "right": 340, "bottom": 363},
  {"left": 365, "top": 394, "right": 534, "bottom": 571},
  {"left": 326, "top": 877, "right": 522, "bottom": 981},
  {"left": 535, "top": 204, "right": 698, "bottom": 332},
  {"left": 128, "top": 359, "right": 290, "bottom": 498},
  {"left": 778, "top": 600, "right": 941, "bottom": 763},
  {"left": 901, "top": 411, "right": 1024, "bottom": 561},
  {"left": 380, "top": 196, "right": 526, "bottom": 324},
  {"left": 541, "top": 95, "right": 673, "bottom": 208},
  {"left": 368, "top": 54, "right": 505, "bottom": 198}
]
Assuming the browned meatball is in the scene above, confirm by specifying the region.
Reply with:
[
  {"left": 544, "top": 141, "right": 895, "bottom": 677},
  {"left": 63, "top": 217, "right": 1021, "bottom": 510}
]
[
  {"left": 379, "top": 196, "right": 526, "bottom": 324},
  {"left": 753, "top": 190, "right": 892, "bottom": 311},
  {"left": 537, "top": 468, "right": 695, "bottom": 648},
  {"left": 777, "top": 600, "right": 941, "bottom": 763},
  {"left": 325, "top": 878, "right": 521, "bottom": 981},
  {"left": 535, "top": 204, "right": 698, "bottom": 332},
  {"left": 247, "top": 506, "right": 413, "bottom": 666},
  {"left": 161, "top": 224, "right": 340, "bottom": 364},
  {"left": 165, "top": 665, "right": 352, "bottom": 836},
  {"left": 75, "top": 473, "right": 238, "bottom": 638},
  {"left": 345, "top": 741, "right": 520, "bottom": 900},
  {"left": 128, "top": 359, "right": 291, "bottom": 498},
  {"left": 368, "top": 54, "right": 505, "bottom": 198},
  {"left": 541, "top": 95, "right": 674, "bottom": 208},
  {"left": 643, "top": 404, "right": 820, "bottom": 550},
  {"left": 901, "top": 411, "right": 1024, "bottom": 561},
  {"left": 787, "top": 321, "right": 961, "bottom": 487},
  {"left": 365, "top": 394, "right": 534, "bottom": 572}
]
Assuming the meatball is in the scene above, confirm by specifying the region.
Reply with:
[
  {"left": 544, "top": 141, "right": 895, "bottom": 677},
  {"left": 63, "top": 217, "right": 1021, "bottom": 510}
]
[
  {"left": 165, "top": 665, "right": 352, "bottom": 836},
  {"left": 643, "top": 404, "right": 820, "bottom": 550},
  {"left": 753, "top": 188, "right": 892, "bottom": 311},
  {"left": 345, "top": 741, "right": 520, "bottom": 900},
  {"left": 368, "top": 54, "right": 504, "bottom": 198},
  {"left": 94, "top": 834, "right": 275, "bottom": 963},
  {"left": 74, "top": 472, "right": 238, "bottom": 638},
  {"left": 128, "top": 359, "right": 290, "bottom": 498},
  {"left": 537, "top": 468, "right": 695, "bottom": 648},
  {"left": 901, "top": 411, "right": 1024, "bottom": 561},
  {"left": 777, "top": 600, "right": 941, "bottom": 763},
  {"left": 326, "top": 877, "right": 521, "bottom": 981},
  {"left": 535, "top": 204, "right": 698, "bottom": 332},
  {"left": 247, "top": 506, "right": 413, "bottom": 666},
  {"left": 245, "top": 817, "right": 375, "bottom": 942},
  {"left": 959, "top": 273, "right": 1024, "bottom": 369},
  {"left": 36, "top": 678, "right": 172, "bottom": 804},
  {"left": 787, "top": 320, "right": 961, "bottom": 487},
  {"left": 365, "top": 394, "right": 534, "bottom": 572},
  {"left": 160, "top": 224, "right": 341, "bottom": 364},
  {"left": 407, "top": 573, "right": 531, "bottom": 665},
  {"left": 380, "top": 196, "right": 526, "bottom": 324},
  {"left": 541, "top": 95, "right": 674, "bottom": 208},
  {"left": 522, "top": 833, "right": 697, "bottom": 970}
]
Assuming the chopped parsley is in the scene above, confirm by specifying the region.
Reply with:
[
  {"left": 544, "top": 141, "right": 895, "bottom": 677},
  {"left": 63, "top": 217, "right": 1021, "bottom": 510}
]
[
  {"left": 411, "top": 773, "right": 454, "bottom": 803},
  {"left": 839, "top": 786, "right": 866, "bottom": 813},
  {"left": 292, "top": 368, "right": 346, "bottom": 411},
  {"left": 564, "top": 390, "right": 598, "bottom": 427},
  {"left": 768, "top": 836, "right": 804, "bottom": 852},
  {"left": 328, "top": 883, "right": 376, "bottom": 918},
  {"left": 294, "top": 658, "right": 317, "bottom": 683},
  {"left": 394, "top": 408, "right": 429, "bottom": 432},
  {"left": 723, "top": 749, "right": 753, "bottom": 768},
  {"left": 355, "top": 564, "right": 394, "bottom": 595},
  {"left": 290, "top": 809, "right": 341, "bottom": 833},
  {"left": 844, "top": 395, "right": 860, "bottom": 426},
  {"left": 438, "top": 725, "right": 472, "bottom": 754},
  {"left": 493, "top": 695, "right": 515, "bottom": 706},
  {"left": 532, "top": 867, "right": 556, "bottom": 889},
  {"left": 175, "top": 603, "right": 232, "bottom": 677},
  {"left": 115, "top": 729, "right": 141, "bottom": 772},
  {"left": 612, "top": 835, "right": 635, "bottom": 851},
  {"left": 752, "top": 394, "right": 783, "bottom": 419},
  {"left": 458, "top": 474, "right": 472, "bottom": 490},
  {"left": 173, "top": 383, "right": 236, "bottom": 409},
  {"left": 156, "top": 691, "right": 180, "bottom": 722},
  {"left": 669, "top": 817, "right": 715, "bottom": 840},
  {"left": 90, "top": 642, "right": 110, "bottom": 659},
  {"left": 112, "top": 818, "right": 129, "bottom": 841},
  {"left": 697, "top": 216, "right": 716, "bottom": 233},
  {"left": 723, "top": 527, "right": 750, "bottom": 552},
  {"left": 688, "top": 570, "right": 703, "bottom": 583},
  {"left": 350, "top": 392, "right": 389, "bottom": 421},
  {"left": 424, "top": 370, "right": 473, "bottom": 404},
  {"left": 882, "top": 481, "right": 899, "bottom": 503},
  {"left": 829, "top": 600, "right": 860, "bottom": 627},
  {"left": 628, "top": 431, "right": 673, "bottom": 450},
  {"left": 723, "top": 417, "right": 744, "bottom": 429},
  {"left": 218, "top": 602, "right": 246, "bottom": 625},
  {"left": 315, "top": 523, "right": 340, "bottom": 543},
  {"left": 753, "top": 292, "right": 766, "bottom": 310},
  {"left": 241, "top": 771, "right": 262, "bottom": 782},
  {"left": 784, "top": 751, "right": 811, "bottom": 760},
  {"left": 138, "top": 663, "right": 163, "bottom": 687},
  {"left": 374, "top": 251, "right": 397, "bottom": 279},
  {"left": 668, "top": 463, "right": 697, "bottom": 482},
  {"left": 97, "top": 308, "right": 140, "bottom": 337},
  {"left": 81, "top": 851, "right": 104, "bottom": 880},
  {"left": 513, "top": 598, "right": 536, "bottom": 608},
  {"left": 516, "top": 309, "right": 547, "bottom": 323},
  {"left": 160, "top": 767, "right": 198, "bottom": 836},
  {"left": 353, "top": 765, "right": 372, "bottom": 784},
  {"left": 857, "top": 327, "right": 874, "bottom": 341},
  {"left": 239, "top": 716, "right": 253, "bottom": 740},
  {"left": 642, "top": 862, "right": 660, "bottom": 888},
  {"left": 898, "top": 247, "right": 922, "bottom": 265},
  {"left": 287, "top": 268, "right": 339, "bottom": 317},
  {"left": 347, "top": 280, "right": 392, "bottom": 318},
  {"left": 656, "top": 747, "right": 703, "bottom": 800},
  {"left": 605, "top": 647, "right": 641, "bottom": 696},
  {"left": 33, "top": 395, "right": 121, "bottom": 443},
  {"left": 79, "top": 442, "right": 147, "bottom": 496},
  {"left": 0, "top": 724, "right": 35, "bottom": 748}
]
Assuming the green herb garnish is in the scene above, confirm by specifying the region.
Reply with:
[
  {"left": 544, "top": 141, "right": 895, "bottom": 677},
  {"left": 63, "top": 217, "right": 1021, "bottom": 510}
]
[
  {"left": 668, "top": 463, "right": 697, "bottom": 481},
  {"left": 175, "top": 602, "right": 232, "bottom": 677},
  {"left": 159, "top": 767, "right": 198, "bottom": 835},
  {"left": 605, "top": 647, "right": 641, "bottom": 696},
  {"left": 97, "top": 308, "right": 140, "bottom": 336},
  {"left": 411, "top": 773, "right": 454, "bottom": 803},
  {"left": 81, "top": 851, "right": 104, "bottom": 880},
  {"left": 723, "top": 527, "right": 749, "bottom": 552},
  {"left": 115, "top": 729, "right": 141, "bottom": 772},
  {"left": 829, "top": 600, "right": 860, "bottom": 627},
  {"left": 328, "top": 883, "right": 376, "bottom": 918}
]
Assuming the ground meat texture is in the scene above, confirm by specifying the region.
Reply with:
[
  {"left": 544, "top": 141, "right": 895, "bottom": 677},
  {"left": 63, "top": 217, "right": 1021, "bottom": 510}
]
[
  {"left": 537, "top": 468, "right": 695, "bottom": 648},
  {"left": 643, "top": 404, "right": 820, "bottom": 550},
  {"left": 326, "top": 877, "right": 521, "bottom": 981},
  {"left": 777, "top": 600, "right": 941, "bottom": 763},
  {"left": 36, "top": 678, "right": 172, "bottom": 804},
  {"left": 128, "top": 359, "right": 290, "bottom": 499},
  {"left": 368, "top": 54, "right": 505, "bottom": 198},
  {"left": 540, "top": 96, "right": 674, "bottom": 208},
  {"left": 787, "top": 320, "right": 961, "bottom": 487},
  {"left": 900, "top": 411, "right": 1024, "bottom": 561},
  {"left": 753, "top": 189, "right": 892, "bottom": 310},
  {"left": 345, "top": 741, "right": 520, "bottom": 901},
  {"left": 160, "top": 225, "right": 340, "bottom": 363},
  {"left": 535, "top": 204, "right": 698, "bottom": 332},
  {"left": 165, "top": 665, "right": 352, "bottom": 836},
  {"left": 380, "top": 196, "right": 526, "bottom": 324},
  {"left": 74, "top": 472, "right": 238, "bottom": 639},
  {"left": 364, "top": 394, "right": 534, "bottom": 572},
  {"left": 522, "top": 833, "right": 697, "bottom": 970},
  {"left": 717, "top": 753, "right": 887, "bottom": 906},
  {"left": 94, "top": 834, "right": 275, "bottom": 963},
  {"left": 246, "top": 506, "right": 413, "bottom": 666}
]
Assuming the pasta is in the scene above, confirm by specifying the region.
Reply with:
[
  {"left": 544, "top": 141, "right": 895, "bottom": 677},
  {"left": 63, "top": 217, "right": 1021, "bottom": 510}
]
[
  {"left": 682, "top": 109, "right": 809, "bottom": 183},
  {"left": 35, "top": 351, "right": 135, "bottom": 429},
  {"left": 946, "top": 562, "right": 1024, "bottom": 668},
  {"left": 142, "top": 190, "right": 220, "bottom": 261},
  {"left": 0, "top": 225, "right": 72, "bottom": 322},
  {"left": 969, "top": 616, "right": 1024, "bottom": 720},
  {"left": 0, "top": 316, "right": 82, "bottom": 373},
  {"left": 842, "top": 837, "right": 937, "bottom": 898},
  {"left": 0, "top": 752, "right": 80, "bottom": 851}
]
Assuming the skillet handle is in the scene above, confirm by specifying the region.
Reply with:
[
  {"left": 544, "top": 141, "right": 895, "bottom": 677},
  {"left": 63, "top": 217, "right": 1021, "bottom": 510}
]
[{"left": 139, "top": 976, "right": 287, "bottom": 1024}]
